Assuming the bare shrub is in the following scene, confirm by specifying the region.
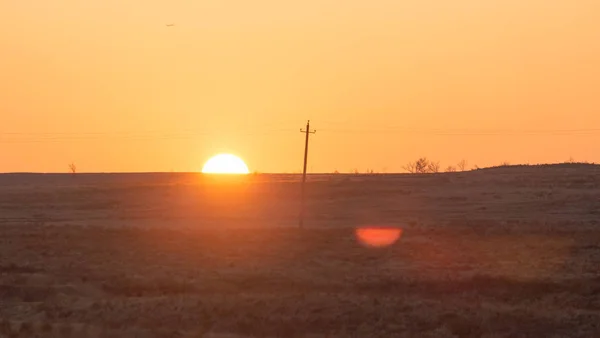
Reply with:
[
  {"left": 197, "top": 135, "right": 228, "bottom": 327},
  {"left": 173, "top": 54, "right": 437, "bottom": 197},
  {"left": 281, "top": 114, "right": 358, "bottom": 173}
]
[
  {"left": 69, "top": 162, "right": 77, "bottom": 174},
  {"left": 457, "top": 159, "right": 468, "bottom": 171},
  {"left": 404, "top": 158, "right": 441, "bottom": 174},
  {"left": 427, "top": 161, "right": 440, "bottom": 173},
  {"left": 415, "top": 158, "right": 429, "bottom": 173},
  {"left": 402, "top": 162, "right": 417, "bottom": 173},
  {"left": 446, "top": 165, "right": 457, "bottom": 172}
]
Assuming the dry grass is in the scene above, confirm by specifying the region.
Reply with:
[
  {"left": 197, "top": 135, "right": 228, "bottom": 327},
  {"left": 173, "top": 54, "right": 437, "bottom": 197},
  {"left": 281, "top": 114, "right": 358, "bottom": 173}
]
[{"left": 1, "top": 165, "right": 599, "bottom": 337}]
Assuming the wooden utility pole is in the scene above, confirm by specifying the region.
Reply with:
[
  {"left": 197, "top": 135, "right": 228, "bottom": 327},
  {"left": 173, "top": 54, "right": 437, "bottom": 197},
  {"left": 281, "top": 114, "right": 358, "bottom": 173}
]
[{"left": 299, "top": 120, "right": 316, "bottom": 228}]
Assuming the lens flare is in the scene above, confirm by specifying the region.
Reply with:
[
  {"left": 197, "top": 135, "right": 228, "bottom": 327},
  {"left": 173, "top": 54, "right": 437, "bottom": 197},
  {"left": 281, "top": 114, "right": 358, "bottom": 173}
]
[{"left": 355, "top": 227, "right": 403, "bottom": 247}]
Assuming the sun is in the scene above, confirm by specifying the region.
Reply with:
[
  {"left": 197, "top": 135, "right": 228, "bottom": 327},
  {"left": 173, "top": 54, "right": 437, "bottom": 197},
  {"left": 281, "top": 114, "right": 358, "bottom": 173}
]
[{"left": 201, "top": 154, "right": 250, "bottom": 174}]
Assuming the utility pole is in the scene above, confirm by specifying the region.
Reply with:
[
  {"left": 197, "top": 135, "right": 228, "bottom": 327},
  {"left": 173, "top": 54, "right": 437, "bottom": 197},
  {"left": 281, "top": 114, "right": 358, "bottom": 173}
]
[{"left": 299, "top": 120, "right": 316, "bottom": 228}]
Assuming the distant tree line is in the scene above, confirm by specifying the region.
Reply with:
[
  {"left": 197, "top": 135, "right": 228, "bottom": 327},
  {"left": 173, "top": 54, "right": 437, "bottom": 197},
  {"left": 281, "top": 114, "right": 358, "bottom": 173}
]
[
  {"left": 402, "top": 156, "right": 597, "bottom": 174},
  {"left": 333, "top": 156, "right": 596, "bottom": 175},
  {"left": 403, "top": 158, "right": 469, "bottom": 173}
]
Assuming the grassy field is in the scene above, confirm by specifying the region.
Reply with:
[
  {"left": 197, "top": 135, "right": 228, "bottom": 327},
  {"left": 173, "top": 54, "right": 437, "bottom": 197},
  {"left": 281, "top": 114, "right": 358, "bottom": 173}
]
[{"left": 1, "top": 164, "right": 599, "bottom": 337}]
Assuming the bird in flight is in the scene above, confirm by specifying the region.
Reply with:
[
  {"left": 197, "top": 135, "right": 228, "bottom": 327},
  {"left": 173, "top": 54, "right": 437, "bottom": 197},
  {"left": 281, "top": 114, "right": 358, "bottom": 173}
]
[{"left": 166, "top": 24, "right": 175, "bottom": 27}]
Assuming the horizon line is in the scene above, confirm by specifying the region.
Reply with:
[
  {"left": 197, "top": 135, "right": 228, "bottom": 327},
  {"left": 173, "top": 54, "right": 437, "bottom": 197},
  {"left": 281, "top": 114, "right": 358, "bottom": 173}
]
[{"left": 0, "top": 162, "right": 597, "bottom": 175}]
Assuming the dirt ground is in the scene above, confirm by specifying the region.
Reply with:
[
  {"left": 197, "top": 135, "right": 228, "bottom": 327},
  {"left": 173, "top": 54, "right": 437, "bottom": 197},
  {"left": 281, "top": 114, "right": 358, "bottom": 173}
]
[{"left": 1, "top": 165, "right": 599, "bottom": 337}]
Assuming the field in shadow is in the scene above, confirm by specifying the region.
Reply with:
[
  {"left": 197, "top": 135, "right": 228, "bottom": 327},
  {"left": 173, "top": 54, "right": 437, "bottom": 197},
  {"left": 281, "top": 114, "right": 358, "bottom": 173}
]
[{"left": 1, "top": 165, "right": 599, "bottom": 337}]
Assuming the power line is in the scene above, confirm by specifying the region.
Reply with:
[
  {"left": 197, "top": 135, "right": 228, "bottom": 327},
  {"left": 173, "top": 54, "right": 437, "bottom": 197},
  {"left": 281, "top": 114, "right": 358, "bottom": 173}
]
[
  {"left": 5, "top": 127, "right": 600, "bottom": 136},
  {"left": 2, "top": 126, "right": 600, "bottom": 143},
  {"left": 0, "top": 129, "right": 297, "bottom": 143},
  {"left": 318, "top": 127, "right": 600, "bottom": 135}
]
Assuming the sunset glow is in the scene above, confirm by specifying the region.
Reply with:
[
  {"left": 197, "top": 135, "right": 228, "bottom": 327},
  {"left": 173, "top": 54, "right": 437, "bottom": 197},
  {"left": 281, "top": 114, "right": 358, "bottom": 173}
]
[{"left": 2, "top": 1, "right": 600, "bottom": 173}]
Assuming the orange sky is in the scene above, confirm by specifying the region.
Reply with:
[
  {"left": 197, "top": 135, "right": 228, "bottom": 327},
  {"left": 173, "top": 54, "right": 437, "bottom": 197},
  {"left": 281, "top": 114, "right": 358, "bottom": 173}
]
[{"left": 1, "top": 0, "right": 599, "bottom": 173}]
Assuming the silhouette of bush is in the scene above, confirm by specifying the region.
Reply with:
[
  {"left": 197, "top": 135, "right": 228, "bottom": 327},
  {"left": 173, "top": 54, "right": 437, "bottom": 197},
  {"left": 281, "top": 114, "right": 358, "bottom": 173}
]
[
  {"left": 69, "top": 162, "right": 77, "bottom": 175},
  {"left": 404, "top": 157, "right": 441, "bottom": 173},
  {"left": 427, "top": 161, "right": 440, "bottom": 173}
]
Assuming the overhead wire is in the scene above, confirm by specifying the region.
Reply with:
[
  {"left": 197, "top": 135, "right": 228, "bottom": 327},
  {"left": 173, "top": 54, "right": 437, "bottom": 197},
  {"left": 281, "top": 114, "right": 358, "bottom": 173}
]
[
  {"left": 0, "top": 128, "right": 297, "bottom": 143},
  {"left": 2, "top": 126, "right": 600, "bottom": 143},
  {"left": 319, "top": 128, "right": 600, "bottom": 135}
]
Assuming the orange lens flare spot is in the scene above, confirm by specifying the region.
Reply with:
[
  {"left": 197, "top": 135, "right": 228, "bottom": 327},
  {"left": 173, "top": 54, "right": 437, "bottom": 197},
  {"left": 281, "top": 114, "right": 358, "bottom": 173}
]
[{"left": 355, "top": 227, "right": 403, "bottom": 248}]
